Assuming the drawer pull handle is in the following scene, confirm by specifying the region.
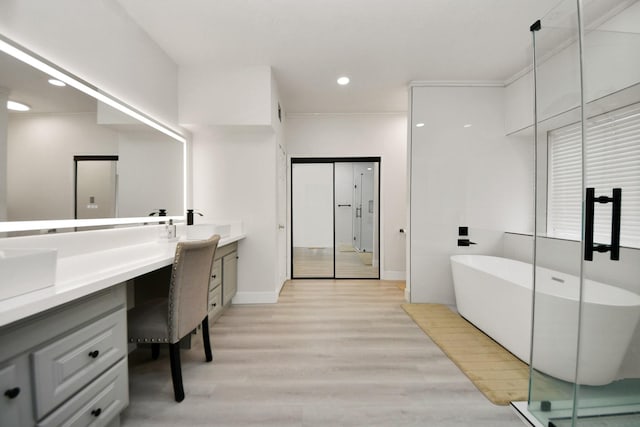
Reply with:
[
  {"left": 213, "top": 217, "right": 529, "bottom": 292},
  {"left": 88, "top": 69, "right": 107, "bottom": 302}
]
[
  {"left": 91, "top": 408, "right": 102, "bottom": 417},
  {"left": 88, "top": 350, "right": 100, "bottom": 359},
  {"left": 4, "top": 387, "right": 20, "bottom": 399}
]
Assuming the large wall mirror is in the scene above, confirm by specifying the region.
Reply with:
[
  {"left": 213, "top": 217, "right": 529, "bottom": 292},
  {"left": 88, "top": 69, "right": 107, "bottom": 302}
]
[{"left": 0, "top": 35, "right": 186, "bottom": 234}]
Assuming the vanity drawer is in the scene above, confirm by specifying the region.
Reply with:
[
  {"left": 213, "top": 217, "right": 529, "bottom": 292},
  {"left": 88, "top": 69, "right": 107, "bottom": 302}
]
[
  {"left": 37, "top": 358, "right": 128, "bottom": 427},
  {"left": 32, "top": 309, "right": 126, "bottom": 419},
  {"left": 210, "top": 259, "right": 222, "bottom": 288},
  {"left": 208, "top": 285, "right": 222, "bottom": 318}
]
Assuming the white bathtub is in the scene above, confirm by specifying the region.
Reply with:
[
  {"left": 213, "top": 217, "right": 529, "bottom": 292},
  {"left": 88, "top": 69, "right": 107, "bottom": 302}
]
[{"left": 450, "top": 255, "right": 640, "bottom": 386}]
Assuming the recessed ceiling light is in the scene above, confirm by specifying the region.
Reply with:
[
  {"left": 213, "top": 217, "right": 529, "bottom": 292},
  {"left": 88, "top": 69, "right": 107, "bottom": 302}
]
[
  {"left": 367, "top": 167, "right": 372, "bottom": 171},
  {"left": 464, "top": 124, "right": 472, "bottom": 128},
  {"left": 48, "top": 78, "right": 66, "bottom": 87},
  {"left": 7, "top": 100, "right": 30, "bottom": 111},
  {"left": 337, "top": 76, "right": 350, "bottom": 86},
  {"left": 415, "top": 123, "right": 425, "bottom": 127}
]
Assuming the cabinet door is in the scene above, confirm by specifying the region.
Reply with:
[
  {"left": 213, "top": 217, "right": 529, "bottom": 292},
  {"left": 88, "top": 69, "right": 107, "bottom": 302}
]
[
  {"left": 0, "top": 356, "right": 33, "bottom": 427},
  {"left": 32, "top": 309, "right": 127, "bottom": 419},
  {"left": 222, "top": 252, "right": 238, "bottom": 306}
]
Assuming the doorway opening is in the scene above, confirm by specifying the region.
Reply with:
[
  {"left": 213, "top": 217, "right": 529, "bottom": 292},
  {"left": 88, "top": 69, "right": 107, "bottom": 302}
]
[{"left": 291, "top": 157, "right": 380, "bottom": 279}]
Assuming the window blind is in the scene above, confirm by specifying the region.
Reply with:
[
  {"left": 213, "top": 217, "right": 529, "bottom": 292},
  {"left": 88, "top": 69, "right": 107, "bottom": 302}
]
[{"left": 548, "top": 102, "right": 640, "bottom": 248}]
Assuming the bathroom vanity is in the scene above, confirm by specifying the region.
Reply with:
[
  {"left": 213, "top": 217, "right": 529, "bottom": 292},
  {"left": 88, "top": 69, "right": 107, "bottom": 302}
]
[
  {"left": 0, "top": 224, "right": 245, "bottom": 427},
  {"left": 0, "top": 286, "right": 128, "bottom": 427},
  {"left": 0, "top": 33, "right": 248, "bottom": 426}
]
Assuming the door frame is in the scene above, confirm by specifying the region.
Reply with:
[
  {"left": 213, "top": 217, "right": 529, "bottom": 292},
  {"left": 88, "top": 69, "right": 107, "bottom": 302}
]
[
  {"left": 290, "top": 156, "right": 381, "bottom": 279},
  {"left": 73, "top": 155, "right": 119, "bottom": 220}
]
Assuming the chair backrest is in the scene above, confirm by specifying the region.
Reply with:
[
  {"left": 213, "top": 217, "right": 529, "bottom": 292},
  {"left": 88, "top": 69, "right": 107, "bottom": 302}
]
[{"left": 167, "top": 234, "right": 220, "bottom": 343}]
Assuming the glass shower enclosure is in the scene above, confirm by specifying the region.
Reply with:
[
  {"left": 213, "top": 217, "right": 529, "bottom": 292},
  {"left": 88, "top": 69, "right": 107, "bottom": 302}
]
[{"left": 528, "top": 0, "right": 640, "bottom": 425}]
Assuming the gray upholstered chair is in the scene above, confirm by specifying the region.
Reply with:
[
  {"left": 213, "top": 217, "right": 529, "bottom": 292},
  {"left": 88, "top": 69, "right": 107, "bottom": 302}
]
[{"left": 128, "top": 234, "right": 220, "bottom": 402}]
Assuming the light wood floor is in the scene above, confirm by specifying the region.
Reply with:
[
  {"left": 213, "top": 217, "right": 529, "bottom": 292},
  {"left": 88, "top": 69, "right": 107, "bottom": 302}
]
[
  {"left": 293, "top": 247, "right": 379, "bottom": 278},
  {"left": 121, "top": 280, "right": 524, "bottom": 427}
]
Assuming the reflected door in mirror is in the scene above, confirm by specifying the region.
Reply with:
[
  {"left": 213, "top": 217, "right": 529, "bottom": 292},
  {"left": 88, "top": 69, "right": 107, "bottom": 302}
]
[{"left": 75, "top": 156, "right": 118, "bottom": 219}]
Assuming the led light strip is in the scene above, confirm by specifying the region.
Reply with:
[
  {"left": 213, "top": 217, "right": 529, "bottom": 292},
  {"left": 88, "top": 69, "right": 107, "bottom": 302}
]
[
  {"left": 0, "top": 216, "right": 184, "bottom": 233},
  {"left": 0, "top": 38, "right": 186, "bottom": 143}
]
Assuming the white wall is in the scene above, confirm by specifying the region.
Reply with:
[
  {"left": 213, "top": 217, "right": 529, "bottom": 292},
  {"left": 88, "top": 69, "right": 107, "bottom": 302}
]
[
  {"left": 190, "top": 126, "right": 279, "bottom": 303},
  {"left": 117, "top": 132, "right": 183, "bottom": 217},
  {"left": 179, "top": 65, "right": 273, "bottom": 127},
  {"left": 505, "top": 2, "right": 640, "bottom": 134},
  {"left": 409, "top": 85, "right": 533, "bottom": 304},
  {"left": 285, "top": 114, "right": 407, "bottom": 280},
  {"left": 182, "top": 64, "right": 286, "bottom": 302},
  {"left": 0, "top": 0, "right": 179, "bottom": 128},
  {"left": 7, "top": 113, "right": 118, "bottom": 221},
  {"left": 291, "top": 163, "right": 334, "bottom": 248}
]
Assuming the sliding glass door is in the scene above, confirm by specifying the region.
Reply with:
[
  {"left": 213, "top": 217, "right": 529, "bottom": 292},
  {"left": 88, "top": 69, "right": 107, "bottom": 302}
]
[
  {"left": 291, "top": 162, "right": 334, "bottom": 278},
  {"left": 291, "top": 158, "right": 380, "bottom": 279}
]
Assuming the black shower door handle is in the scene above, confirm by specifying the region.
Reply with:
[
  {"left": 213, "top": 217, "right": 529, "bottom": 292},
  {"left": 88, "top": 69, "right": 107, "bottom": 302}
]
[
  {"left": 611, "top": 188, "right": 622, "bottom": 260},
  {"left": 584, "top": 187, "right": 621, "bottom": 261}
]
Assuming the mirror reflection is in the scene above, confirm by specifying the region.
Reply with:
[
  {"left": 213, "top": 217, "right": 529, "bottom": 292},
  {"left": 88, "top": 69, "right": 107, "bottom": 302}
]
[{"left": 0, "top": 42, "right": 184, "bottom": 226}]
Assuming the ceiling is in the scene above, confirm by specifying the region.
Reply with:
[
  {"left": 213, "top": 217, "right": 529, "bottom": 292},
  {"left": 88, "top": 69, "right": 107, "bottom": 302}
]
[
  {"left": 117, "top": 0, "right": 562, "bottom": 114},
  {"left": 0, "top": 50, "right": 96, "bottom": 114}
]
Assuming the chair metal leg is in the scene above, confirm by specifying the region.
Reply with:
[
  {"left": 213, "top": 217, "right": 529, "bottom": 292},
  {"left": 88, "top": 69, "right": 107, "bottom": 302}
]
[
  {"left": 202, "top": 316, "right": 213, "bottom": 362},
  {"left": 151, "top": 343, "right": 160, "bottom": 360},
  {"left": 169, "top": 343, "right": 185, "bottom": 402}
]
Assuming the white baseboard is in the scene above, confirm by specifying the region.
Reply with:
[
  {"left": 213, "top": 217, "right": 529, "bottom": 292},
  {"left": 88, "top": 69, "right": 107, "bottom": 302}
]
[
  {"left": 232, "top": 291, "right": 279, "bottom": 304},
  {"left": 382, "top": 270, "right": 406, "bottom": 280}
]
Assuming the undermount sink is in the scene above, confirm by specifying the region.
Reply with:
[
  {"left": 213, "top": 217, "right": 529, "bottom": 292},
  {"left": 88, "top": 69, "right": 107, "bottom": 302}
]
[
  {"left": 0, "top": 248, "right": 57, "bottom": 301},
  {"left": 184, "top": 224, "right": 231, "bottom": 241}
]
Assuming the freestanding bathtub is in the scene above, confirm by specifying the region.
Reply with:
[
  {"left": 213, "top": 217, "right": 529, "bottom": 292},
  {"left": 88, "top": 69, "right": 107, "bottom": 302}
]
[{"left": 450, "top": 255, "right": 640, "bottom": 386}]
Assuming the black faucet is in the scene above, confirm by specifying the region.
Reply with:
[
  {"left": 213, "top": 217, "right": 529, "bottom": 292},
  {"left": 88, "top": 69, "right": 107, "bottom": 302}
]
[
  {"left": 148, "top": 209, "right": 167, "bottom": 224},
  {"left": 186, "top": 209, "right": 204, "bottom": 225}
]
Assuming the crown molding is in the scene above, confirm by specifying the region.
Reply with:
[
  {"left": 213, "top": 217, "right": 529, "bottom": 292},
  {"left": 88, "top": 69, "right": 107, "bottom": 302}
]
[
  {"left": 409, "top": 80, "right": 504, "bottom": 88},
  {"left": 286, "top": 111, "right": 407, "bottom": 119}
]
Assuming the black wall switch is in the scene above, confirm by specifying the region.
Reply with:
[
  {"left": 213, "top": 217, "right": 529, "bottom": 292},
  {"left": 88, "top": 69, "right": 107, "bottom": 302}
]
[{"left": 458, "top": 226, "right": 468, "bottom": 236}]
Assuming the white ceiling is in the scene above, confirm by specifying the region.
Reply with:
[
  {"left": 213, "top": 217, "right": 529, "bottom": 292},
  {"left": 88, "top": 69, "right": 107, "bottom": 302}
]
[
  {"left": 0, "top": 51, "right": 96, "bottom": 114},
  {"left": 117, "top": 0, "right": 561, "bottom": 114}
]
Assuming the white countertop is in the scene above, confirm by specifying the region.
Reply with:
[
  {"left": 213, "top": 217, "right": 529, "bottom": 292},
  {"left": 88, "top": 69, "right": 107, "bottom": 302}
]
[{"left": 0, "top": 233, "right": 244, "bottom": 328}]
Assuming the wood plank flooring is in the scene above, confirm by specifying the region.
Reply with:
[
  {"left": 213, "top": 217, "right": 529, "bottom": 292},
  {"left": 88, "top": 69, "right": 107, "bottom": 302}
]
[
  {"left": 121, "top": 280, "right": 524, "bottom": 427},
  {"left": 293, "top": 247, "right": 379, "bottom": 278}
]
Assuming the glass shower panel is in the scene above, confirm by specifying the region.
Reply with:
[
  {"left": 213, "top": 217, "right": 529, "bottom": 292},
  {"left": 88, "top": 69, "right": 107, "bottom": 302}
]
[
  {"left": 529, "top": 1, "right": 640, "bottom": 426},
  {"left": 291, "top": 163, "right": 334, "bottom": 278},
  {"left": 574, "top": 0, "right": 640, "bottom": 423},
  {"left": 528, "top": 0, "right": 584, "bottom": 425}
]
